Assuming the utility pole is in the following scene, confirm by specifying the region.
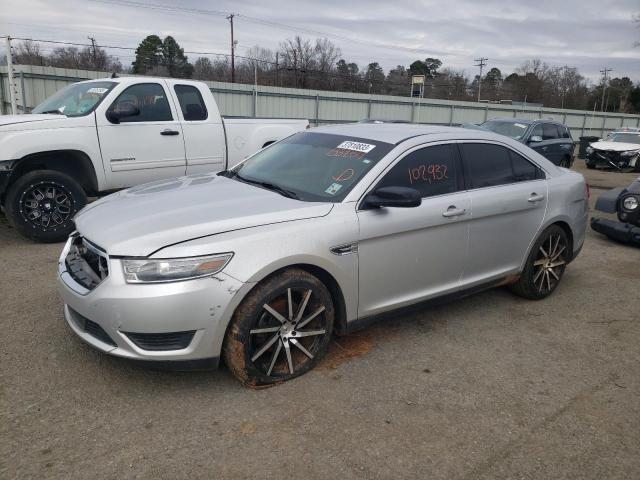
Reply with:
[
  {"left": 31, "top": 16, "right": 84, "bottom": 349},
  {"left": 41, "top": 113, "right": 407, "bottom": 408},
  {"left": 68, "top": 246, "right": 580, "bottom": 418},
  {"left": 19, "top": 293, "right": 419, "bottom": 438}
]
[
  {"left": 275, "top": 52, "right": 279, "bottom": 87},
  {"left": 226, "top": 13, "right": 235, "bottom": 83},
  {"left": 599, "top": 67, "right": 611, "bottom": 112},
  {"left": 5, "top": 36, "right": 18, "bottom": 114},
  {"left": 474, "top": 57, "right": 488, "bottom": 102},
  {"left": 87, "top": 36, "right": 97, "bottom": 67}
]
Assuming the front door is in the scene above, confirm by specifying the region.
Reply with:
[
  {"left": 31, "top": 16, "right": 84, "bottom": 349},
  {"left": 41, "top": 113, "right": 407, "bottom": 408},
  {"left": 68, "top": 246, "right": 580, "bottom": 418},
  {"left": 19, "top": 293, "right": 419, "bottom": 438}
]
[
  {"left": 97, "top": 81, "right": 186, "bottom": 189},
  {"left": 357, "top": 143, "right": 470, "bottom": 318},
  {"left": 459, "top": 142, "right": 548, "bottom": 286}
]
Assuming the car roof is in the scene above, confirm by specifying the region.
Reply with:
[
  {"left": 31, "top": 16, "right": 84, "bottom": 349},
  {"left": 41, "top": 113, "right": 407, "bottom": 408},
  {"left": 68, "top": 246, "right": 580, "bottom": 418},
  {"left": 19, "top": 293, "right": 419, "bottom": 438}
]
[{"left": 312, "top": 123, "right": 482, "bottom": 144}]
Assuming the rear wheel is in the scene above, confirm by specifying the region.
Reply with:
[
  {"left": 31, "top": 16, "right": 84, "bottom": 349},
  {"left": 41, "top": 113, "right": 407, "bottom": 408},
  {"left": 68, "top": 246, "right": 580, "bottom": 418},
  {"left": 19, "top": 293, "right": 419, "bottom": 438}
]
[
  {"left": 223, "top": 268, "right": 334, "bottom": 387},
  {"left": 510, "top": 225, "right": 570, "bottom": 300},
  {"left": 5, "top": 170, "right": 86, "bottom": 243}
]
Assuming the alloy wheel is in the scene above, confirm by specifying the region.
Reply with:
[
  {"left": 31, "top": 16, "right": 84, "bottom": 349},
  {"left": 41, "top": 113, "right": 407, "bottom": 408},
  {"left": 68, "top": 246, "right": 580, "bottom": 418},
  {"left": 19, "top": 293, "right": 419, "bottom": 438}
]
[
  {"left": 19, "top": 181, "right": 74, "bottom": 231},
  {"left": 532, "top": 233, "right": 567, "bottom": 294},
  {"left": 248, "top": 287, "right": 328, "bottom": 377}
]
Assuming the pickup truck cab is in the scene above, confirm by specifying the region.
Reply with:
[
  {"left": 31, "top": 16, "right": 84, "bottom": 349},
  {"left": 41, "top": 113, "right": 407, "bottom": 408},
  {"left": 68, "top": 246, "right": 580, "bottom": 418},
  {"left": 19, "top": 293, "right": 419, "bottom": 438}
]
[{"left": 0, "top": 77, "right": 308, "bottom": 242}]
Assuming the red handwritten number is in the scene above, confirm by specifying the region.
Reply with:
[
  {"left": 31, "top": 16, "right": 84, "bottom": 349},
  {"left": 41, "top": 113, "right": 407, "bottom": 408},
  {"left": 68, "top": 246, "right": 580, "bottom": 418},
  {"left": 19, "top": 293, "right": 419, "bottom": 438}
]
[{"left": 407, "top": 164, "right": 449, "bottom": 185}]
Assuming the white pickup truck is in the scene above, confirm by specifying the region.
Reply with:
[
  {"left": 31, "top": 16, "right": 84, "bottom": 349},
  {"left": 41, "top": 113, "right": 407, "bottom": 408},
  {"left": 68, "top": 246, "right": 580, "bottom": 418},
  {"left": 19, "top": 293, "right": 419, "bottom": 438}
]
[{"left": 0, "top": 77, "right": 308, "bottom": 242}]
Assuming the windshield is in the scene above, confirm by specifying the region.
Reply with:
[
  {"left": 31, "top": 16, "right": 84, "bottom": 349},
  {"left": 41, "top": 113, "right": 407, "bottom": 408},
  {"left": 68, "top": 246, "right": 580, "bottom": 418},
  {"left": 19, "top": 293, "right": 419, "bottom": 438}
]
[
  {"left": 607, "top": 133, "right": 640, "bottom": 145},
  {"left": 32, "top": 81, "right": 116, "bottom": 117},
  {"left": 229, "top": 132, "right": 395, "bottom": 202},
  {"left": 480, "top": 120, "right": 529, "bottom": 140}
]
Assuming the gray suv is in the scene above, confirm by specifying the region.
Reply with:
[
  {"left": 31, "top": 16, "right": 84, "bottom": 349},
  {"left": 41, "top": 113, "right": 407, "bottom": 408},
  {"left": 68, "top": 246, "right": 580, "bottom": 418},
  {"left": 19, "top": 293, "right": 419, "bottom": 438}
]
[{"left": 472, "top": 118, "right": 575, "bottom": 168}]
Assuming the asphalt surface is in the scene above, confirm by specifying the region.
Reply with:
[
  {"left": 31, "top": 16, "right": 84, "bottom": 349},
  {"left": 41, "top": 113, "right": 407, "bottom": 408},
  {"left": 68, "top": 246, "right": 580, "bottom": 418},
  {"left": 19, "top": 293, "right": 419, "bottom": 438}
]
[{"left": 1, "top": 160, "right": 639, "bottom": 479}]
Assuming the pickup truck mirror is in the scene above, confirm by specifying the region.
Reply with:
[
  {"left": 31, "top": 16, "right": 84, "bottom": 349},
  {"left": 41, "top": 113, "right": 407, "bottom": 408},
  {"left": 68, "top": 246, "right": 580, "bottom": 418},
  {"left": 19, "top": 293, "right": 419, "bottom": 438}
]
[
  {"left": 106, "top": 104, "right": 140, "bottom": 124},
  {"left": 529, "top": 135, "right": 543, "bottom": 143},
  {"left": 361, "top": 186, "right": 422, "bottom": 210}
]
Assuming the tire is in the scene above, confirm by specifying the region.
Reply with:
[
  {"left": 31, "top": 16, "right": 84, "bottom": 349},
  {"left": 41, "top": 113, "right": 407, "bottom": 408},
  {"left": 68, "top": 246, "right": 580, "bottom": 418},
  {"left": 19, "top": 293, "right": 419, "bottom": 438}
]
[
  {"left": 5, "top": 170, "right": 87, "bottom": 243},
  {"left": 586, "top": 160, "right": 596, "bottom": 169},
  {"left": 509, "top": 225, "right": 570, "bottom": 300},
  {"left": 559, "top": 156, "right": 572, "bottom": 168},
  {"left": 223, "top": 268, "right": 335, "bottom": 387}
]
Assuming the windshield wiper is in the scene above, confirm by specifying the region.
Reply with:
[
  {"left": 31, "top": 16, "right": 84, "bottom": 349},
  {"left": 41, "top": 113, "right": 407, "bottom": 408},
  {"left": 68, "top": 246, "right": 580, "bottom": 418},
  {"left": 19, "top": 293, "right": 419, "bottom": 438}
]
[
  {"left": 39, "top": 109, "right": 64, "bottom": 115},
  {"left": 233, "top": 173, "right": 299, "bottom": 199}
]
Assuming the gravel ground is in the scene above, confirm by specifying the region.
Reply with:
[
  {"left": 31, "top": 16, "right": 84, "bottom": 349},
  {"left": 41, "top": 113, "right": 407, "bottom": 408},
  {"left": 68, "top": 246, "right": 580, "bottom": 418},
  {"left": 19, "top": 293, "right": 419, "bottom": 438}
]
[{"left": 1, "top": 160, "right": 639, "bottom": 479}]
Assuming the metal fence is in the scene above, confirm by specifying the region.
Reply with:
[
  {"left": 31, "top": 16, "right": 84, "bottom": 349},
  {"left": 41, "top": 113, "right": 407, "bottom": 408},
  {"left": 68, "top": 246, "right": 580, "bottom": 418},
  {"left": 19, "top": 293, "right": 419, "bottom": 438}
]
[{"left": 2, "top": 64, "right": 639, "bottom": 138}]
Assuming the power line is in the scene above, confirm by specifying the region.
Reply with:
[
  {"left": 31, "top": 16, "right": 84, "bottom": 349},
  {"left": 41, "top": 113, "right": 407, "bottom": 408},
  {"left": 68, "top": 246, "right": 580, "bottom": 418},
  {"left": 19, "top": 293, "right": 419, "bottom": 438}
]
[
  {"left": 599, "top": 67, "right": 611, "bottom": 112},
  {"left": 474, "top": 57, "right": 487, "bottom": 102},
  {"left": 85, "top": 0, "right": 441, "bottom": 57}
]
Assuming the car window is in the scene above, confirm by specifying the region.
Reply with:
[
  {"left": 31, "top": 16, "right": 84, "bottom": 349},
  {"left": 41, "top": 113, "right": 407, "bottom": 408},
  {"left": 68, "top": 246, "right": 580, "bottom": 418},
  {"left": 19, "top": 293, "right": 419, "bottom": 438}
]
[
  {"left": 510, "top": 150, "right": 543, "bottom": 181},
  {"left": 461, "top": 143, "right": 541, "bottom": 188},
  {"left": 107, "top": 83, "right": 172, "bottom": 122},
  {"left": 375, "top": 144, "right": 459, "bottom": 198},
  {"left": 530, "top": 124, "right": 543, "bottom": 139},
  {"left": 174, "top": 84, "right": 208, "bottom": 121},
  {"left": 542, "top": 123, "right": 559, "bottom": 140},
  {"left": 560, "top": 126, "right": 571, "bottom": 139}
]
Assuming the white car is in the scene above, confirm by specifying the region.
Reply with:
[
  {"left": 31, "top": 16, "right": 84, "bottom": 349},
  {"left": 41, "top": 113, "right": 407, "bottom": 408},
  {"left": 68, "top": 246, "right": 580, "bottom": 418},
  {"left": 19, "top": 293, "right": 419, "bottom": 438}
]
[
  {"left": 586, "top": 130, "right": 640, "bottom": 172},
  {"left": 58, "top": 124, "right": 589, "bottom": 387},
  {"left": 0, "top": 77, "right": 308, "bottom": 242}
]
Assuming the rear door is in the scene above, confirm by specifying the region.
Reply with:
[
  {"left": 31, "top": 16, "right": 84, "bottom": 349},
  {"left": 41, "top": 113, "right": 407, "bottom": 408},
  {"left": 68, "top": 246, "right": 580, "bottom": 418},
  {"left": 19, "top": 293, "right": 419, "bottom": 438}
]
[
  {"left": 357, "top": 143, "right": 471, "bottom": 317},
  {"left": 459, "top": 142, "right": 547, "bottom": 286},
  {"left": 97, "top": 81, "right": 186, "bottom": 189},
  {"left": 169, "top": 82, "right": 226, "bottom": 175}
]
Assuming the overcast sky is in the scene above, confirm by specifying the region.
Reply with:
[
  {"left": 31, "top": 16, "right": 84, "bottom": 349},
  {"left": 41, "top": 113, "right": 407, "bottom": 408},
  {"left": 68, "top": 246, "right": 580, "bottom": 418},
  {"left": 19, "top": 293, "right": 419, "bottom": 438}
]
[{"left": 1, "top": 0, "right": 639, "bottom": 82}]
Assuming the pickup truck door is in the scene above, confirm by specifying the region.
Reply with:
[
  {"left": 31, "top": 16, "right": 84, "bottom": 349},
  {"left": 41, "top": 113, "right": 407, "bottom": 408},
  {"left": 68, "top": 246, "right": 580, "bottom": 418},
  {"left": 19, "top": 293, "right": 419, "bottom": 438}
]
[
  {"left": 96, "top": 81, "right": 186, "bottom": 189},
  {"left": 167, "top": 80, "right": 226, "bottom": 175}
]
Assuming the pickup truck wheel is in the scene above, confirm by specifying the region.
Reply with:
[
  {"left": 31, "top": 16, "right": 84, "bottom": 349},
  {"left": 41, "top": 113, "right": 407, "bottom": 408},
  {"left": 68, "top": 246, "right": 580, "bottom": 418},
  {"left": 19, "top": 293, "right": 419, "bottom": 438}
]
[
  {"left": 223, "top": 268, "right": 334, "bottom": 387},
  {"left": 5, "top": 170, "right": 86, "bottom": 243},
  {"left": 509, "top": 225, "right": 569, "bottom": 300}
]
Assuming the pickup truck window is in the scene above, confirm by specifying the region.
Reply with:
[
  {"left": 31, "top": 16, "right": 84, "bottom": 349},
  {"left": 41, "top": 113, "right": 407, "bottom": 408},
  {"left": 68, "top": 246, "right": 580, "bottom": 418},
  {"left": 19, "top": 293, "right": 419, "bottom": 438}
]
[
  {"left": 229, "top": 132, "right": 394, "bottom": 202},
  {"left": 107, "top": 83, "right": 173, "bottom": 123},
  {"left": 174, "top": 85, "right": 208, "bottom": 121},
  {"left": 32, "top": 81, "right": 116, "bottom": 117}
]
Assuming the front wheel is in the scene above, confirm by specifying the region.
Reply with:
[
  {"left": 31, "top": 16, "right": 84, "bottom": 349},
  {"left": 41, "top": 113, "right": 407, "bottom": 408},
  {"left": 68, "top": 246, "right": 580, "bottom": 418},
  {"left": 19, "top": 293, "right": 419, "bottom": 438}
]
[
  {"left": 510, "top": 225, "right": 570, "bottom": 300},
  {"left": 5, "top": 170, "right": 87, "bottom": 243},
  {"left": 223, "top": 268, "right": 334, "bottom": 387}
]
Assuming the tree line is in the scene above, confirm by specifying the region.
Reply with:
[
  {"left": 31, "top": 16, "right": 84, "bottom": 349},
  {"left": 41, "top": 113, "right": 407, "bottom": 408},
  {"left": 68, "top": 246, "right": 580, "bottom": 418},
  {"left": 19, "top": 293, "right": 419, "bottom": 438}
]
[{"left": 8, "top": 35, "right": 640, "bottom": 114}]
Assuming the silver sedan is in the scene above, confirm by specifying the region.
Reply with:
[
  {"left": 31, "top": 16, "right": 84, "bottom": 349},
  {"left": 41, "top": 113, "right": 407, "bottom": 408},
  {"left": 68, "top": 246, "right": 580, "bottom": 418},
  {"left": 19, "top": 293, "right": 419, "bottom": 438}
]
[{"left": 58, "top": 124, "right": 589, "bottom": 386}]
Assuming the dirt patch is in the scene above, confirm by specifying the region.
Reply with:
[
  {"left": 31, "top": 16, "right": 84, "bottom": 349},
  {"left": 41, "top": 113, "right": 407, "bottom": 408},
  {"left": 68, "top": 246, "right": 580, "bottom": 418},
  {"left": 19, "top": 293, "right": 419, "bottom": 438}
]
[{"left": 318, "top": 330, "right": 377, "bottom": 370}]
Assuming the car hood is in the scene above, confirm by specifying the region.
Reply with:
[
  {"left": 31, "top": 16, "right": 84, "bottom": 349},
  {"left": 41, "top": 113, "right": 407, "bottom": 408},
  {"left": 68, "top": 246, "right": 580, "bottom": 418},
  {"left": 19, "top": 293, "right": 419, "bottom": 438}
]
[
  {"left": 74, "top": 174, "right": 333, "bottom": 257},
  {"left": 0, "top": 114, "right": 64, "bottom": 127},
  {"left": 591, "top": 141, "right": 640, "bottom": 152}
]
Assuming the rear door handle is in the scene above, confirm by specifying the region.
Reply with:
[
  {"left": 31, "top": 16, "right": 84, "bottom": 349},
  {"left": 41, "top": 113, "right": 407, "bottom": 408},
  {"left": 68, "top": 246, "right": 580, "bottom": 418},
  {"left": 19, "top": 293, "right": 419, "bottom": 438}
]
[
  {"left": 528, "top": 193, "right": 545, "bottom": 203},
  {"left": 442, "top": 206, "right": 466, "bottom": 218},
  {"left": 161, "top": 129, "right": 180, "bottom": 136}
]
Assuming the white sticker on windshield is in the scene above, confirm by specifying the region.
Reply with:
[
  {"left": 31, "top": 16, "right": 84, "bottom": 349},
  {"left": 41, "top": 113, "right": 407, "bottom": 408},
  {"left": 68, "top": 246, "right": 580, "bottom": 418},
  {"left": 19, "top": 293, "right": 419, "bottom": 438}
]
[
  {"left": 337, "top": 141, "right": 376, "bottom": 153},
  {"left": 325, "top": 183, "right": 343, "bottom": 195},
  {"left": 87, "top": 87, "right": 108, "bottom": 94},
  {"left": 514, "top": 123, "right": 527, "bottom": 129}
]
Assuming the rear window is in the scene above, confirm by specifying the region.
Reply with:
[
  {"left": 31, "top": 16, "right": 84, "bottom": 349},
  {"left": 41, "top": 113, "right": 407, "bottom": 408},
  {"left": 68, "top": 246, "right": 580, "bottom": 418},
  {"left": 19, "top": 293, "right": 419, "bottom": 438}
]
[
  {"left": 174, "top": 84, "right": 208, "bottom": 121},
  {"left": 461, "top": 143, "right": 543, "bottom": 188}
]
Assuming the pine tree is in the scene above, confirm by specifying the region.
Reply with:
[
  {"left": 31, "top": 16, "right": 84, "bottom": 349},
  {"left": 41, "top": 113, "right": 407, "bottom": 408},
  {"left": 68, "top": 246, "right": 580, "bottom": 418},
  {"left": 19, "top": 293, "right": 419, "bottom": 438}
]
[
  {"left": 162, "top": 36, "right": 193, "bottom": 78},
  {"left": 131, "top": 35, "right": 163, "bottom": 74}
]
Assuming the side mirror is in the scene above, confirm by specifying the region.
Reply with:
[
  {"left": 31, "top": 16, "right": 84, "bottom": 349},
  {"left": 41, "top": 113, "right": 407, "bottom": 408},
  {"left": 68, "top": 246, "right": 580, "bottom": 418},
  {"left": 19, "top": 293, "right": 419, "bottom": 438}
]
[
  {"left": 106, "top": 103, "right": 140, "bottom": 124},
  {"left": 529, "top": 135, "right": 543, "bottom": 143},
  {"left": 361, "top": 186, "right": 422, "bottom": 209}
]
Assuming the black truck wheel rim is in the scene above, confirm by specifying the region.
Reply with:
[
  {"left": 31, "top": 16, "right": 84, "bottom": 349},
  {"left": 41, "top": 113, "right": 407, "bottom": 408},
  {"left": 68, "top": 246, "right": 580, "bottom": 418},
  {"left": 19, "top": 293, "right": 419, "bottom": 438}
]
[{"left": 19, "top": 181, "right": 74, "bottom": 231}]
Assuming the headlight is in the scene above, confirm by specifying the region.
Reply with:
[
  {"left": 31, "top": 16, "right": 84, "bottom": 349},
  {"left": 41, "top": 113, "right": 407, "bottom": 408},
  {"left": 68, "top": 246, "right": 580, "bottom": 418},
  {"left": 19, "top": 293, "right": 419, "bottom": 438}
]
[
  {"left": 586, "top": 146, "right": 593, "bottom": 154},
  {"left": 123, "top": 253, "right": 233, "bottom": 283},
  {"left": 622, "top": 196, "right": 639, "bottom": 211},
  {"left": 620, "top": 149, "right": 640, "bottom": 158}
]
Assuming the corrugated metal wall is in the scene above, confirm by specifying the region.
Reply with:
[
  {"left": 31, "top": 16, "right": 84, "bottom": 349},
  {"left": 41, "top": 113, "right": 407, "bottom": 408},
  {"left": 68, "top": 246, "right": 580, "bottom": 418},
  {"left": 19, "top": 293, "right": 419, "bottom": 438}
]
[{"left": 2, "top": 64, "right": 639, "bottom": 138}]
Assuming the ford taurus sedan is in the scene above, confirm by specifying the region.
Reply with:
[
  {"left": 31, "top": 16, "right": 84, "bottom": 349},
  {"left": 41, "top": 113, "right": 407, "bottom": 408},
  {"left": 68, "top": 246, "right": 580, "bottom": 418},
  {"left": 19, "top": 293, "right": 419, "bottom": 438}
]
[{"left": 58, "top": 124, "right": 589, "bottom": 386}]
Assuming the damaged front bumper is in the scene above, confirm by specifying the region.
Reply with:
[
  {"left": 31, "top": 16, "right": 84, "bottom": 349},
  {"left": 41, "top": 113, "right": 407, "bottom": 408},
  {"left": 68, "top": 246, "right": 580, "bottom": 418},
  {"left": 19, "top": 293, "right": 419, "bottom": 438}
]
[
  {"left": 591, "top": 217, "right": 640, "bottom": 246},
  {"left": 587, "top": 150, "right": 640, "bottom": 171},
  {"left": 57, "top": 235, "right": 254, "bottom": 366}
]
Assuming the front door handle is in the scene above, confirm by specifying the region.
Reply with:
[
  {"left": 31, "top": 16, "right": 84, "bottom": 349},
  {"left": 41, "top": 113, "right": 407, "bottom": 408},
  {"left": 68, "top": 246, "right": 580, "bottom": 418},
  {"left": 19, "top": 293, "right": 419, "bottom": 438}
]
[
  {"left": 161, "top": 129, "right": 180, "bottom": 136},
  {"left": 442, "top": 206, "right": 466, "bottom": 218},
  {"left": 528, "top": 193, "right": 545, "bottom": 203}
]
